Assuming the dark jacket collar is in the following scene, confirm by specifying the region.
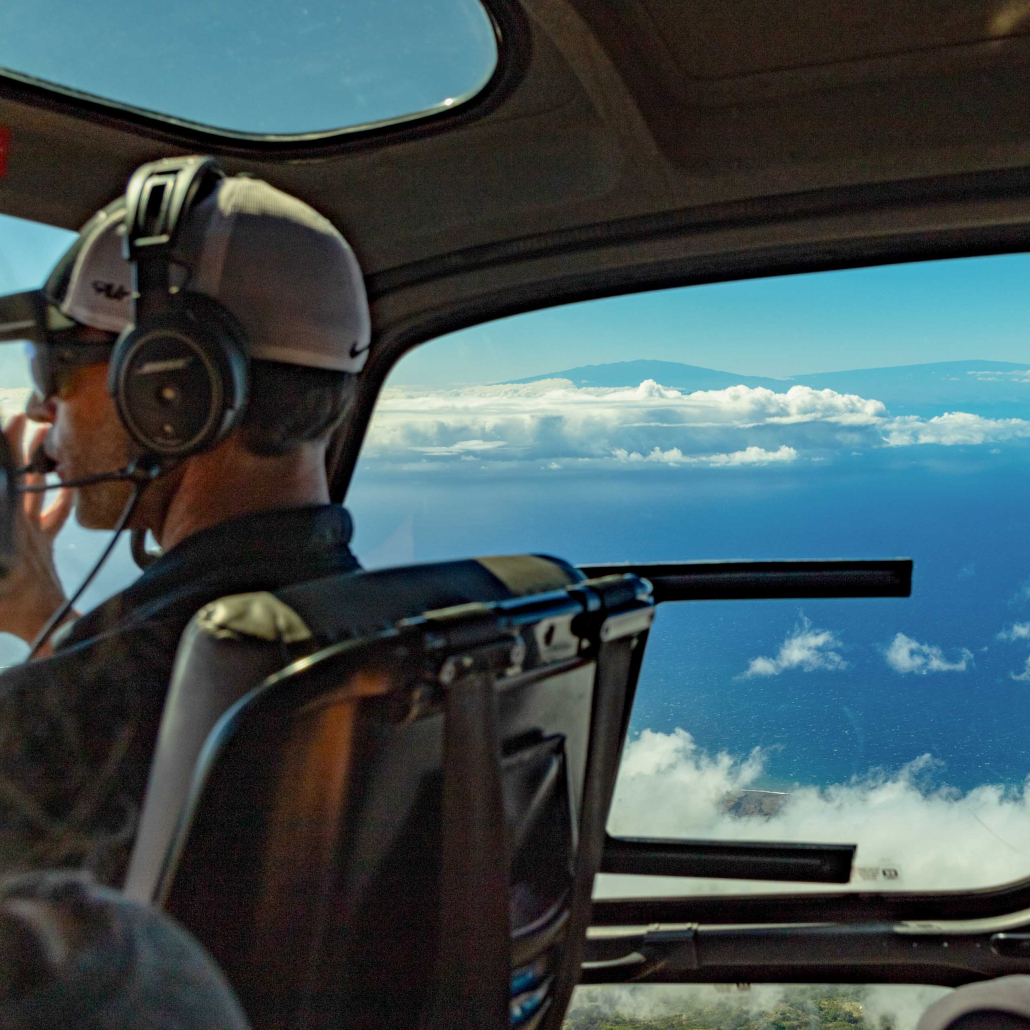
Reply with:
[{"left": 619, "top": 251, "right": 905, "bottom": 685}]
[{"left": 62, "top": 505, "right": 359, "bottom": 647}]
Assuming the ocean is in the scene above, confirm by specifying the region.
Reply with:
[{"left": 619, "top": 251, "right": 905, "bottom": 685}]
[
  {"left": 350, "top": 450, "right": 1030, "bottom": 893},
  {"left": 349, "top": 449, "right": 1030, "bottom": 792}
]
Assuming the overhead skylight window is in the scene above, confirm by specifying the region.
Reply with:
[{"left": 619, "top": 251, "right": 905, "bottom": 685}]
[{"left": 0, "top": 0, "right": 499, "bottom": 138}]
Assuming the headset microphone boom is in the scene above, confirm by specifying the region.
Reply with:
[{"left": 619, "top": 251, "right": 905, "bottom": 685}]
[
  {"left": 17, "top": 444, "right": 162, "bottom": 492},
  {"left": 3, "top": 442, "right": 163, "bottom": 661}
]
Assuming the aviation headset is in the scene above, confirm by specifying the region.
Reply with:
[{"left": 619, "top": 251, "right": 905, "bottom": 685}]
[{"left": 109, "top": 155, "right": 249, "bottom": 463}]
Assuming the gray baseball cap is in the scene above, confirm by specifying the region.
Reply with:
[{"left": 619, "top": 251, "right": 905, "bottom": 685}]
[{"left": 0, "top": 174, "right": 371, "bottom": 373}]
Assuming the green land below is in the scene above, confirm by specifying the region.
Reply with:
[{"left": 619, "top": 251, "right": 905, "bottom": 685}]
[{"left": 564, "top": 985, "right": 899, "bottom": 1030}]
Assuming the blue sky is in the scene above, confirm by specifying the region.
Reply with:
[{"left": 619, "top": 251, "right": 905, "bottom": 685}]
[
  {"left": 0, "top": 0, "right": 496, "bottom": 135},
  {"left": 394, "top": 253, "right": 1030, "bottom": 383},
  {"left": 0, "top": 214, "right": 74, "bottom": 290}
]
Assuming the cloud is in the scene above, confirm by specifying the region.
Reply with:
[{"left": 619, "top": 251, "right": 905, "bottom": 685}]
[
  {"left": 412, "top": 439, "right": 506, "bottom": 455},
  {"left": 363, "top": 378, "right": 1030, "bottom": 468},
  {"left": 884, "top": 633, "right": 972, "bottom": 674},
  {"left": 743, "top": 616, "right": 846, "bottom": 677},
  {"left": 599, "top": 728, "right": 1030, "bottom": 899},
  {"left": 884, "top": 412, "right": 1030, "bottom": 446},
  {"left": 613, "top": 444, "right": 797, "bottom": 467},
  {"left": 1011, "top": 658, "right": 1030, "bottom": 682},
  {"left": 998, "top": 622, "right": 1030, "bottom": 642},
  {"left": 363, "top": 379, "right": 882, "bottom": 468},
  {"left": 966, "top": 369, "right": 1030, "bottom": 382},
  {"left": 0, "top": 387, "right": 30, "bottom": 418},
  {"left": 707, "top": 445, "right": 797, "bottom": 466}
]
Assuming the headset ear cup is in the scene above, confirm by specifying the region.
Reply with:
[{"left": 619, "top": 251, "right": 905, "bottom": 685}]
[
  {"left": 108, "top": 295, "right": 249, "bottom": 459},
  {"left": 184, "top": 293, "right": 250, "bottom": 433},
  {"left": 107, "top": 324, "right": 133, "bottom": 401}
]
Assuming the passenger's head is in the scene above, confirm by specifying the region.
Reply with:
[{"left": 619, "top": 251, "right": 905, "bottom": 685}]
[
  {"left": 3, "top": 165, "right": 369, "bottom": 530},
  {"left": 0, "top": 869, "right": 252, "bottom": 1029}
]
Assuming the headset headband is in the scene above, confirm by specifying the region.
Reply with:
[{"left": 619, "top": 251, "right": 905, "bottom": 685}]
[{"left": 122, "top": 156, "right": 225, "bottom": 321}]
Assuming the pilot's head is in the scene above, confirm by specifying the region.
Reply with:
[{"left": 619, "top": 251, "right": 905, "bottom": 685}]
[{"left": 0, "top": 168, "right": 370, "bottom": 532}]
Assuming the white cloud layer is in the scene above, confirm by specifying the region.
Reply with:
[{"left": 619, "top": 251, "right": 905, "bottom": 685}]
[
  {"left": 999, "top": 622, "right": 1030, "bottom": 642},
  {"left": 613, "top": 444, "right": 797, "bottom": 467},
  {"left": 599, "top": 728, "right": 1030, "bottom": 898},
  {"left": 884, "top": 412, "right": 1030, "bottom": 447},
  {"left": 363, "top": 379, "right": 1030, "bottom": 467},
  {"left": 967, "top": 369, "right": 1030, "bottom": 381},
  {"left": 743, "top": 617, "right": 846, "bottom": 677},
  {"left": 884, "top": 633, "right": 972, "bottom": 674},
  {"left": 1010, "top": 658, "right": 1030, "bottom": 682},
  {"left": 0, "top": 387, "right": 30, "bottom": 418}
]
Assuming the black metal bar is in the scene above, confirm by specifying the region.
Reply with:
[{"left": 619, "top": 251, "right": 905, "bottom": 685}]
[
  {"left": 589, "top": 874, "right": 1030, "bottom": 926},
  {"left": 600, "top": 836, "right": 855, "bottom": 884},
  {"left": 580, "top": 922, "right": 1030, "bottom": 987},
  {"left": 576, "top": 560, "right": 912, "bottom": 604}
]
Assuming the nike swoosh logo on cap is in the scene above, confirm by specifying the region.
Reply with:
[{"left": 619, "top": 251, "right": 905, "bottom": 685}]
[{"left": 349, "top": 341, "right": 369, "bottom": 359}]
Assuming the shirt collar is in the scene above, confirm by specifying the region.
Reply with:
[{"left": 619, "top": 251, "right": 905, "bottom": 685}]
[
  {"left": 142, "top": 504, "right": 355, "bottom": 590},
  {"left": 61, "top": 504, "right": 358, "bottom": 645}
]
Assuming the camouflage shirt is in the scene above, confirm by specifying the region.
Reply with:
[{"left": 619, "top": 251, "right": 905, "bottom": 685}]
[{"left": 0, "top": 505, "right": 359, "bottom": 885}]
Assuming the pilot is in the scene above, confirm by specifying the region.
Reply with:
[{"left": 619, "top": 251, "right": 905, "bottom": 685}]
[{"left": 0, "top": 162, "right": 369, "bottom": 884}]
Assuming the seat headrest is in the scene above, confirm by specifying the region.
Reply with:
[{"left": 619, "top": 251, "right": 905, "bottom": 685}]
[{"left": 270, "top": 554, "right": 582, "bottom": 647}]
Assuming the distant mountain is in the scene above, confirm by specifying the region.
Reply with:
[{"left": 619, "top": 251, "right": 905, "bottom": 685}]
[
  {"left": 504, "top": 359, "right": 1030, "bottom": 418},
  {"left": 792, "top": 361, "right": 1030, "bottom": 416},
  {"left": 506, "top": 360, "right": 785, "bottom": 391}
]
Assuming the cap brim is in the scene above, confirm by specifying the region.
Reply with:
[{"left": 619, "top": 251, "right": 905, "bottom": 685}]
[{"left": 0, "top": 290, "right": 45, "bottom": 344}]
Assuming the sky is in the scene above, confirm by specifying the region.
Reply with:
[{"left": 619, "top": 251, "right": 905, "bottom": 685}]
[
  {"left": 392, "top": 253, "right": 1030, "bottom": 383},
  {"left": 0, "top": 0, "right": 497, "bottom": 135}
]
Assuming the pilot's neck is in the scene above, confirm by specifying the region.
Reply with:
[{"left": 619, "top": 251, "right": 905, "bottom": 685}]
[{"left": 152, "top": 439, "right": 331, "bottom": 552}]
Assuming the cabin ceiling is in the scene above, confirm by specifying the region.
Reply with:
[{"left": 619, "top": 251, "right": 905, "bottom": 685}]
[{"left": 3, "top": 0, "right": 1030, "bottom": 341}]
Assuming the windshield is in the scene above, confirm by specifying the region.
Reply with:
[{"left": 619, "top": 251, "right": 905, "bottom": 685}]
[{"left": 349, "top": 251, "right": 1030, "bottom": 896}]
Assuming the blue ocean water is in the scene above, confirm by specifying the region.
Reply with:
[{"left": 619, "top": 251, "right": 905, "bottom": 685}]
[{"left": 349, "top": 446, "right": 1030, "bottom": 794}]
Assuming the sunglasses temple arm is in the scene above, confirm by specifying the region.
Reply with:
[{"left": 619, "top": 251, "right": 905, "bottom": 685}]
[{"left": 0, "top": 291, "right": 46, "bottom": 344}]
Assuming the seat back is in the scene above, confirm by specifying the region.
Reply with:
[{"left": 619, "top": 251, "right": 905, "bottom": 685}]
[
  {"left": 124, "top": 556, "right": 583, "bottom": 904},
  {"left": 129, "top": 556, "right": 654, "bottom": 1030}
]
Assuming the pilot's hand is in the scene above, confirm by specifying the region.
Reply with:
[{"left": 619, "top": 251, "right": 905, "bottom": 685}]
[{"left": 0, "top": 415, "right": 73, "bottom": 649}]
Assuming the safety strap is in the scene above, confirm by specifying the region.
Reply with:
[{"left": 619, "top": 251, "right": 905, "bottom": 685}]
[
  {"left": 546, "top": 635, "right": 638, "bottom": 1022},
  {"left": 424, "top": 664, "right": 511, "bottom": 1030}
]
